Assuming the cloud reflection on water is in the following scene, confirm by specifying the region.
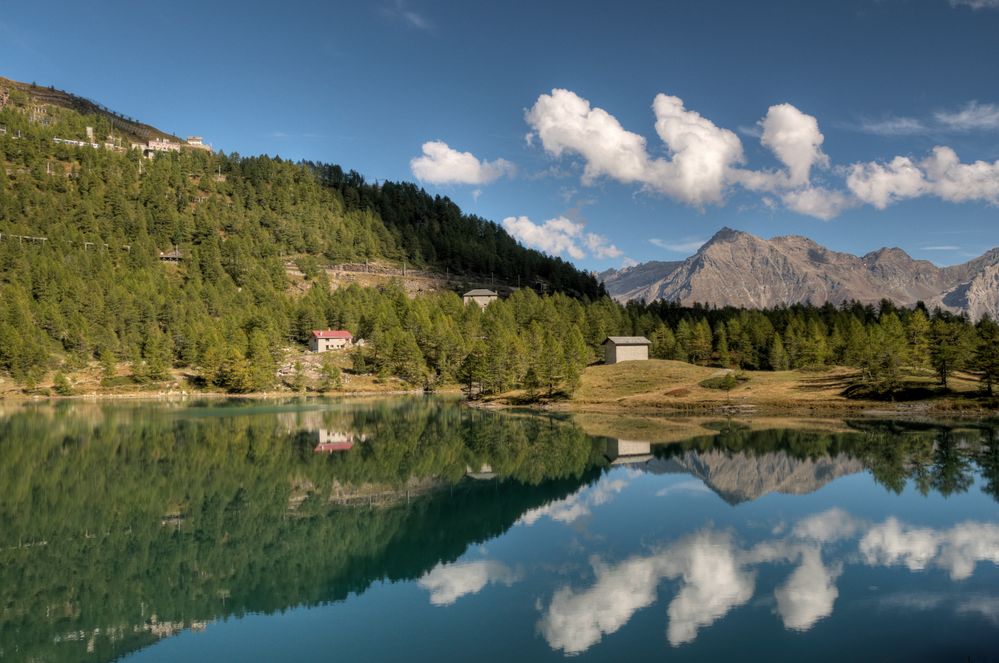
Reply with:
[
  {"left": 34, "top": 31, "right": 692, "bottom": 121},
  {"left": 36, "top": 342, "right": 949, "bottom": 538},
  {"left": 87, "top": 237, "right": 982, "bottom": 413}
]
[
  {"left": 418, "top": 560, "right": 522, "bottom": 606},
  {"left": 532, "top": 492, "right": 999, "bottom": 654}
]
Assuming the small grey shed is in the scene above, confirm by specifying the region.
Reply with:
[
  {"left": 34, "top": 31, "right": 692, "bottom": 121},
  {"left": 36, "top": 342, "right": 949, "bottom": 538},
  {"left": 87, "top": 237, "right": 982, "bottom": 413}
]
[{"left": 602, "top": 336, "right": 651, "bottom": 364}]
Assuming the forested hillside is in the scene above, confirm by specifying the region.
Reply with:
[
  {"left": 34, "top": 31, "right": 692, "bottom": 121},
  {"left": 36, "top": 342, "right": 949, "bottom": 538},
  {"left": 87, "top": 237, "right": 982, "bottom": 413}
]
[
  {"left": 0, "top": 80, "right": 601, "bottom": 389},
  {"left": 2, "top": 79, "right": 999, "bottom": 401}
]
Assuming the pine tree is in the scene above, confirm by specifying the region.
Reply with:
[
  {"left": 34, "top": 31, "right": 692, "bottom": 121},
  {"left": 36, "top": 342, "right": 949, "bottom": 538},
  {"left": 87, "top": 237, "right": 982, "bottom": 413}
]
[
  {"left": 714, "top": 325, "right": 731, "bottom": 367},
  {"left": 562, "top": 326, "right": 589, "bottom": 395},
  {"left": 291, "top": 360, "right": 307, "bottom": 392},
  {"left": 906, "top": 308, "right": 931, "bottom": 369},
  {"left": 768, "top": 332, "right": 790, "bottom": 370},
  {"left": 650, "top": 323, "right": 676, "bottom": 360},
  {"left": 458, "top": 340, "right": 487, "bottom": 398},
  {"left": 973, "top": 317, "right": 999, "bottom": 396},
  {"left": 674, "top": 319, "right": 693, "bottom": 363},
  {"left": 929, "top": 318, "right": 968, "bottom": 388},
  {"left": 218, "top": 347, "right": 254, "bottom": 393},
  {"left": 689, "top": 319, "right": 713, "bottom": 365}
]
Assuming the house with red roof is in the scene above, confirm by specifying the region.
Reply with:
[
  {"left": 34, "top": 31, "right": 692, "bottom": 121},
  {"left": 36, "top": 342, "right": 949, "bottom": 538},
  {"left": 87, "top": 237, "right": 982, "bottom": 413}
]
[{"left": 309, "top": 329, "right": 353, "bottom": 353}]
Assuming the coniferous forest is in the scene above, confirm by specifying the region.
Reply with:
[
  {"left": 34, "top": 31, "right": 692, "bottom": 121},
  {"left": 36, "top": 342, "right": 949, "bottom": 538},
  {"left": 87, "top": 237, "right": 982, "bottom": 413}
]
[{"left": 2, "top": 83, "right": 999, "bottom": 400}]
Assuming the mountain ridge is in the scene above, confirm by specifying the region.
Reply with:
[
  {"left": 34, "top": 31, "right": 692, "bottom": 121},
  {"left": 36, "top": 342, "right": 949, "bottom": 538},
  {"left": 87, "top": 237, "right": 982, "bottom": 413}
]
[{"left": 600, "top": 227, "right": 999, "bottom": 319}]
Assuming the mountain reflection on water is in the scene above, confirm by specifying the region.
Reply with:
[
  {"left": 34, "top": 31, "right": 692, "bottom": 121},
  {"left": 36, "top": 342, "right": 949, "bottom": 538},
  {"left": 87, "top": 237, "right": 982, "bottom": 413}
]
[{"left": 1, "top": 397, "right": 997, "bottom": 662}]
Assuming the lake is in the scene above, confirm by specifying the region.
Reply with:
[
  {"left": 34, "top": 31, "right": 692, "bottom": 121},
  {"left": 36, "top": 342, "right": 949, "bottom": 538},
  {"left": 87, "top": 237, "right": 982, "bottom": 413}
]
[{"left": 1, "top": 397, "right": 998, "bottom": 662}]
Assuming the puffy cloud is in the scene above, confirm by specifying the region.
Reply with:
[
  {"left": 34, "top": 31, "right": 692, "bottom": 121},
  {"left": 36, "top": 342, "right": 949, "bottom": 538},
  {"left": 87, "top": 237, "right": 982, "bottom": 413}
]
[
  {"left": 780, "top": 186, "right": 855, "bottom": 220},
  {"left": 525, "top": 89, "right": 743, "bottom": 207},
  {"left": 774, "top": 548, "right": 840, "bottom": 631},
  {"left": 859, "top": 518, "right": 999, "bottom": 580},
  {"left": 410, "top": 141, "right": 514, "bottom": 185},
  {"left": 650, "top": 93, "right": 745, "bottom": 205},
  {"left": 759, "top": 103, "right": 829, "bottom": 187},
  {"left": 501, "top": 215, "right": 621, "bottom": 261},
  {"left": 538, "top": 530, "right": 755, "bottom": 653},
  {"left": 418, "top": 560, "right": 522, "bottom": 606},
  {"left": 518, "top": 475, "right": 629, "bottom": 527},
  {"left": 846, "top": 156, "right": 927, "bottom": 209},
  {"left": 534, "top": 510, "right": 999, "bottom": 656},
  {"left": 921, "top": 146, "right": 999, "bottom": 204},
  {"left": 539, "top": 554, "right": 664, "bottom": 654},
  {"left": 664, "top": 531, "right": 756, "bottom": 646},
  {"left": 525, "top": 89, "right": 657, "bottom": 187},
  {"left": 524, "top": 88, "right": 999, "bottom": 220},
  {"left": 792, "top": 508, "right": 862, "bottom": 543},
  {"left": 848, "top": 147, "right": 999, "bottom": 208}
]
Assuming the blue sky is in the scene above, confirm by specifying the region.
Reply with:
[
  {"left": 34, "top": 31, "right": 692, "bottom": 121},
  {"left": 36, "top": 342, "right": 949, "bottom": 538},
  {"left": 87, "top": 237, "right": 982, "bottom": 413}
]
[{"left": 2, "top": 0, "right": 998, "bottom": 270}]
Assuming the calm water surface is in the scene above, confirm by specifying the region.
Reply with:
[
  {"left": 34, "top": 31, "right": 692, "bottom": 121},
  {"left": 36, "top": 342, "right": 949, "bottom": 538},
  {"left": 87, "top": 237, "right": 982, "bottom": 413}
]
[{"left": 2, "top": 397, "right": 998, "bottom": 661}]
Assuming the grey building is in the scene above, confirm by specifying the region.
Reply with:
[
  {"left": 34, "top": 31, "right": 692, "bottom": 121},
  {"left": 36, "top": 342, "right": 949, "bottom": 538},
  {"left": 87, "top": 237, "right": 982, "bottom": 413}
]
[
  {"left": 602, "top": 336, "right": 651, "bottom": 364},
  {"left": 463, "top": 289, "right": 498, "bottom": 309}
]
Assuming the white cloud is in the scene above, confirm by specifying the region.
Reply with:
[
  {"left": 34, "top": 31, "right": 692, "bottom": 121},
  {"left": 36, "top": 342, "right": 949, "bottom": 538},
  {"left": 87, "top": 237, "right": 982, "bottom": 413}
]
[
  {"left": 956, "top": 596, "right": 999, "bottom": 624},
  {"left": 846, "top": 156, "right": 927, "bottom": 209},
  {"left": 526, "top": 89, "right": 656, "bottom": 186},
  {"left": 525, "top": 89, "right": 743, "bottom": 207},
  {"left": 848, "top": 147, "right": 999, "bottom": 208},
  {"left": 518, "top": 475, "right": 630, "bottom": 526},
  {"left": 410, "top": 141, "right": 514, "bottom": 185},
  {"left": 774, "top": 548, "right": 840, "bottom": 631},
  {"left": 780, "top": 186, "right": 855, "bottom": 220},
  {"left": 533, "top": 510, "right": 999, "bottom": 656},
  {"left": 922, "top": 146, "right": 999, "bottom": 203},
  {"left": 950, "top": 0, "right": 999, "bottom": 10},
  {"left": 792, "top": 508, "right": 862, "bottom": 543},
  {"left": 525, "top": 88, "right": 999, "bottom": 221},
  {"left": 585, "top": 232, "right": 624, "bottom": 259},
  {"left": 537, "top": 530, "right": 755, "bottom": 653},
  {"left": 418, "top": 560, "right": 522, "bottom": 606},
  {"left": 935, "top": 101, "right": 999, "bottom": 131},
  {"left": 655, "top": 479, "right": 712, "bottom": 497},
  {"left": 854, "top": 116, "right": 928, "bottom": 136},
  {"left": 922, "top": 245, "right": 961, "bottom": 251},
  {"left": 649, "top": 237, "right": 707, "bottom": 253},
  {"left": 859, "top": 518, "right": 999, "bottom": 580},
  {"left": 759, "top": 103, "right": 829, "bottom": 187},
  {"left": 650, "top": 93, "right": 745, "bottom": 206},
  {"left": 380, "top": 0, "right": 433, "bottom": 30},
  {"left": 664, "top": 531, "right": 756, "bottom": 646},
  {"left": 501, "top": 215, "right": 620, "bottom": 261},
  {"left": 539, "top": 554, "right": 664, "bottom": 654}
]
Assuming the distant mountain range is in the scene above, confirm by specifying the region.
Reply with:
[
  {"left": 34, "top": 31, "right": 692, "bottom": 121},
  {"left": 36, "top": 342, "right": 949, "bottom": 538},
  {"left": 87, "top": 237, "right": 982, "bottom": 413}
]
[{"left": 600, "top": 227, "right": 999, "bottom": 319}]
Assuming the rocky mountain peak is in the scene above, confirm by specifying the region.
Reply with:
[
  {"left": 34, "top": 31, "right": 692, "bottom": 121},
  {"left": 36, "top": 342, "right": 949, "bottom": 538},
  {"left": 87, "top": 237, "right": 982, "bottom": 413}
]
[{"left": 599, "top": 227, "right": 999, "bottom": 317}]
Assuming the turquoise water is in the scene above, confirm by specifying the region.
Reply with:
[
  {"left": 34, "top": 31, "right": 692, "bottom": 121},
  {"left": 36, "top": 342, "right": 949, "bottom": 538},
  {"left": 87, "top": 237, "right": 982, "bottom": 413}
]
[{"left": 1, "top": 398, "right": 997, "bottom": 661}]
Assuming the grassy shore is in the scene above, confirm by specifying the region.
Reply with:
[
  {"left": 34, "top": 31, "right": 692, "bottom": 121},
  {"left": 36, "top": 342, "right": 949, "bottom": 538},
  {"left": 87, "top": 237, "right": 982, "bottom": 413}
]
[{"left": 481, "top": 359, "right": 999, "bottom": 416}]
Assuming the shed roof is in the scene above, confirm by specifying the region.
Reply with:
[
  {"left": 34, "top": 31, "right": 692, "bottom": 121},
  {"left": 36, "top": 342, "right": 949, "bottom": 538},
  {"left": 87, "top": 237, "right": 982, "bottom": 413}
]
[
  {"left": 312, "top": 329, "right": 353, "bottom": 339},
  {"left": 602, "top": 336, "right": 652, "bottom": 346},
  {"left": 463, "top": 289, "right": 498, "bottom": 297}
]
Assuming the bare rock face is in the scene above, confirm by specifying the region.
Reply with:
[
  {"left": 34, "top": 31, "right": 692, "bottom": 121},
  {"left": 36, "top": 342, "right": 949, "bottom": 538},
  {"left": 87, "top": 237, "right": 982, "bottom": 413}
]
[
  {"left": 601, "top": 227, "right": 999, "bottom": 318},
  {"left": 598, "top": 260, "right": 683, "bottom": 303},
  {"left": 934, "top": 261, "right": 999, "bottom": 321}
]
